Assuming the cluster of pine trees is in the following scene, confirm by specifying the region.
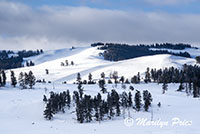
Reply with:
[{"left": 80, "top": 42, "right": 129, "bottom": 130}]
[
  {"left": 91, "top": 42, "right": 193, "bottom": 50},
  {"left": 18, "top": 71, "right": 36, "bottom": 89},
  {"left": 0, "top": 49, "right": 43, "bottom": 69},
  {"left": 61, "top": 60, "right": 74, "bottom": 66},
  {"left": 43, "top": 83, "right": 153, "bottom": 123},
  {"left": 43, "top": 90, "right": 71, "bottom": 120},
  {"left": 144, "top": 64, "right": 200, "bottom": 97},
  {"left": 96, "top": 43, "right": 191, "bottom": 61},
  {"left": 26, "top": 60, "right": 35, "bottom": 67}
]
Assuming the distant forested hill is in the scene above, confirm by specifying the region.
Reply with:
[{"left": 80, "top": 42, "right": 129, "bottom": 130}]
[
  {"left": 91, "top": 43, "right": 192, "bottom": 61},
  {"left": 0, "top": 49, "right": 43, "bottom": 69}
]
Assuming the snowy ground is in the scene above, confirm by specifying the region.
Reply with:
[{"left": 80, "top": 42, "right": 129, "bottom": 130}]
[
  {"left": 0, "top": 83, "right": 200, "bottom": 134},
  {"left": 1, "top": 46, "right": 200, "bottom": 134}
]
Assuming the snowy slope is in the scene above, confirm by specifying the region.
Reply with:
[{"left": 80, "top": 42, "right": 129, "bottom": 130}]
[
  {"left": 1, "top": 46, "right": 200, "bottom": 134},
  {"left": 7, "top": 46, "right": 197, "bottom": 84},
  {"left": 0, "top": 83, "right": 200, "bottom": 134}
]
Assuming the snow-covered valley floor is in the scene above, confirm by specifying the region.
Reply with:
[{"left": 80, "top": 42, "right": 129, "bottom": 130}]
[
  {"left": 0, "top": 83, "right": 200, "bottom": 134},
  {"left": 1, "top": 46, "right": 200, "bottom": 134}
]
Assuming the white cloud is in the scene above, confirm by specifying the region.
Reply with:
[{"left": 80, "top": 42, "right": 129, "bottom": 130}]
[
  {"left": 0, "top": 1, "right": 200, "bottom": 50},
  {"left": 144, "top": 0, "right": 197, "bottom": 5}
]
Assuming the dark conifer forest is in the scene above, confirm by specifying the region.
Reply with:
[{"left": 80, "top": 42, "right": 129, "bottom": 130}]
[{"left": 92, "top": 42, "right": 192, "bottom": 61}]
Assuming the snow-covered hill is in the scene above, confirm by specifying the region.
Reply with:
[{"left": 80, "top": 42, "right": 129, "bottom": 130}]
[
  {"left": 7, "top": 46, "right": 197, "bottom": 84},
  {"left": 1, "top": 46, "right": 200, "bottom": 134}
]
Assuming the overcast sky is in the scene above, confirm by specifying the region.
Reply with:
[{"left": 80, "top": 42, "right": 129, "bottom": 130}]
[{"left": 1, "top": 0, "right": 200, "bottom": 50}]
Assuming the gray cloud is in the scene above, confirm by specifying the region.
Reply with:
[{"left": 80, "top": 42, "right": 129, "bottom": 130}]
[{"left": 0, "top": 1, "right": 200, "bottom": 50}]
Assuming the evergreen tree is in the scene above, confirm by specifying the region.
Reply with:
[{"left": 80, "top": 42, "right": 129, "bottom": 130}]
[
  {"left": 27, "top": 71, "right": 36, "bottom": 89},
  {"left": 10, "top": 70, "right": 17, "bottom": 87},
  {"left": 101, "top": 72, "right": 105, "bottom": 79},
  {"left": 107, "top": 93, "right": 114, "bottom": 119},
  {"left": 143, "top": 92, "right": 152, "bottom": 112},
  {"left": 121, "top": 91, "right": 128, "bottom": 118},
  {"left": 66, "top": 90, "right": 71, "bottom": 108},
  {"left": 83, "top": 95, "right": 93, "bottom": 122},
  {"left": 144, "top": 67, "right": 151, "bottom": 83},
  {"left": 43, "top": 95, "right": 48, "bottom": 103},
  {"left": 71, "top": 61, "right": 74, "bottom": 66},
  {"left": 128, "top": 92, "right": 133, "bottom": 107},
  {"left": 0, "top": 75, "right": 2, "bottom": 86},
  {"left": 108, "top": 79, "right": 112, "bottom": 84},
  {"left": 162, "top": 82, "right": 168, "bottom": 94},
  {"left": 134, "top": 90, "right": 142, "bottom": 111},
  {"left": 94, "top": 96, "right": 100, "bottom": 121},
  {"left": 44, "top": 103, "right": 54, "bottom": 120},
  {"left": 45, "top": 69, "right": 49, "bottom": 75},
  {"left": 111, "top": 89, "right": 120, "bottom": 116},
  {"left": 177, "top": 82, "right": 184, "bottom": 92},
  {"left": 1, "top": 70, "right": 6, "bottom": 86},
  {"left": 120, "top": 76, "right": 125, "bottom": 84},
  {"left": 75, "top": 97, "right": 85, "bottom": 123},
  {"left": 77, "top": 73, "right": 81, "bottom": 84},
  {"left": 65, "top": 60, "right": 69, "bottom": 66},
  {"left": 78, "top": 83, "right": 84, "bottom": 99},
  {"left": 99, "top": 79, "right": 106, "bottom": 93},
  {"left": 88, "top": 73, "right": 93, "bottom": 84},
  {"left": 61, "top": 62, "right": 65, "bottom": 66},
  {"left": 18, "top": 72, "right": 26, "bottom": 89},
  {"left": 113, "top": 71, "right": 119, "bottom": 84},
  {"left": 125, "top": 79, "right": 130, "bottom": 84}
]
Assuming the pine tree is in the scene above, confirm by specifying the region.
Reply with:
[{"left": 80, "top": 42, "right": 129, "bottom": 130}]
[
  {"left": 10, "top": 70, "right": 17, "bottom": 87},
  {"left": 137, "top": 72, "right": 141, "bottom": 83},
  {"left": 61, "top": 62, "right": 65, "bottom": 66},
  {"left": 88, "top": 73, "right": 93, "bottom": 84},
  {"left": 113, "top": 71, "right": 118, "bottom": 85},
  {"left": 120, "top": 76, "right": 125, "bottom": 84},
  {"left": 18, "top": 72, "right": 26, "bottom": 89},
  {"left": 94, "top": 96, "right": 100, "bottom": 121},
  {"left": 0, "top": 75, "right": 2, "bottom": 86},
  {"left": 2, "top": 70, "right": 6, "bottom": 86},
  {"left": 99, "top": 79, "right": 106, "bottom": 93},
  {"left": 76, "top": 99, "right": 84, "bottom": 123},
  {"left": 107, "top": 93, "right": 114, "bottom": 119},
  {"left": 44, "top": 103, "right": 54, "bottom": 120},
  {"left": 77, "top": 83, "right": 84, "bottom": 99},
  {"left": 121, "top": 91, "right": 128, "bottom": 118},
  {"left": 83, "top": 95, "right": 92, "bottom": 122},
  {"left": 45, "top": 69, "right": 49, "bottom": 74},
  {"left": 66, "top": 90, "right": 71, "bottom": 108},
  {"left": 144, "top": 92, "right": 152, "bottom": 112},
  {"left": 71, "top": 61, "right": 74, "bottom": 66},
  {"left": 162, "top": 82, "right": 168, "bottom": 94},
  {"left": 111, "top": 89, "right": 120, "bottom": 116},
  {"left": 128, "top": 92, "right": 133, "bottom": 107},
  {"left": 144, "top": 67, "right": 151, "bottom": 83},
  {"left": 43, "top": 95, "right": 48, "bottom": 103},
  {"left": 177, "top": 82, "right": 184, "bottom": 92},
  {"left": 77, "top": 73, "right": 81, "bottom": 84},
  {"left": 65, "top": 60, "right": 69, "bottom": 66},
  {"left": 134, "top": 90, "right": 142, "bottom": 111},
  {"left": 125, "top": 79, "right": 130, "bottom": 84},
  {"left": 27, "top": 71, "right": 36, "bottom": 89},
  {"left": 24, "top": 73, "right": 29, "bottom": 86},
  {"left": 101, "top": 72, "right": 105, "bottom": 79}
]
